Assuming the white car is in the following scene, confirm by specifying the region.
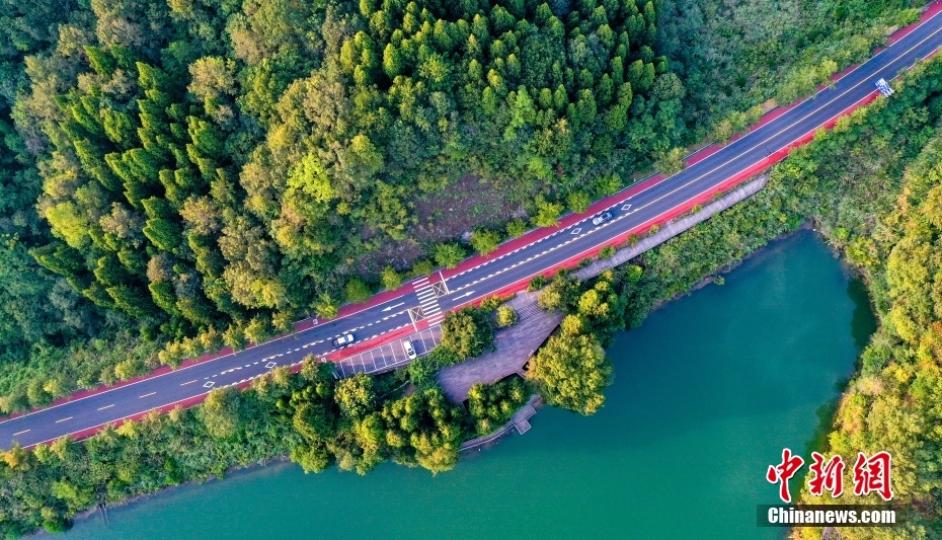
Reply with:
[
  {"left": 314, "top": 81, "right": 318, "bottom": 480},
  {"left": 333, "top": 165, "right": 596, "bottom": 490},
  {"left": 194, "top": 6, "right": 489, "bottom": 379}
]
[
  {"left": 875, "top": 78, "right": 894, "bottom": 97},
  {"left": 592, "top": 211, "right": 613, "bottom": 226},
  {"left": 403, "top": 340, "right": 417, "bottom": 360},
  {"left": 333, "top": 333, "right": 355, "bottom": 347}
]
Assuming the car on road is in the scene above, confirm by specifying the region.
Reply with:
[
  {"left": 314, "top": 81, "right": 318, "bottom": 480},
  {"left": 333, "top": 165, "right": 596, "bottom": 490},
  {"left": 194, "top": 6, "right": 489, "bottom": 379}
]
[
  {"left": 403, "top": 339, "right": 417, "bottom": 360},
  {"left": 875, "top": 78, "right": 894, "bottom": 97},
  {"left": 592, "top": 211, "right": 614, "bottom": 225},
  {"left": 334, "top": 333, "right": 356, "bottom": 347}
]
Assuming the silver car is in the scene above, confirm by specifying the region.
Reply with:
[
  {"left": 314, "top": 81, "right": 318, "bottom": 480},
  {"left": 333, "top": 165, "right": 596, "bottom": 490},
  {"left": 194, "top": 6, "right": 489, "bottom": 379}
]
[
  {"left": 333, "top": 333, "right": 355, "bottom": 347},
  {"left": 592, "top": 211, "right": 613, "bottom": 226}
]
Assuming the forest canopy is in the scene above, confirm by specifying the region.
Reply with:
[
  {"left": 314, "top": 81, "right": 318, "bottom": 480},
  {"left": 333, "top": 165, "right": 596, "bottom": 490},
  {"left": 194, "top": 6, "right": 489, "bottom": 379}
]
[
  {"left": 10, "top": 0, "right": 681, "bottom": 348},
  {"left": 0, "top": 0, "right": 920, "bottom": 376}
]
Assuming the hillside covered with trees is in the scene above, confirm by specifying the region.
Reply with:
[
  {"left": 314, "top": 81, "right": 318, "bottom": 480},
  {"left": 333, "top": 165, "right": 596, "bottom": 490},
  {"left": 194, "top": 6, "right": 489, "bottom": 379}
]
[
  {"left": 2, "top": 0, "right": 942, "bottom": 537},
  {"left": 0, "top": 0, "right": 923, "bottom": 410},
  {"left": 17, "top": 0, "right": 672, "bottom": 336}
]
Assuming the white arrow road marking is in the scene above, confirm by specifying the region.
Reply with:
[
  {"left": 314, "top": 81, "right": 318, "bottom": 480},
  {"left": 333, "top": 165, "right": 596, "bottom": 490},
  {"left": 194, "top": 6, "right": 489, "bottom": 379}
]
[
  {"left": 454, "top": 290, "right": 475, "bottom": 300},
  {"left": 382, "top": 302, "right": 405, "bottom": 312}
]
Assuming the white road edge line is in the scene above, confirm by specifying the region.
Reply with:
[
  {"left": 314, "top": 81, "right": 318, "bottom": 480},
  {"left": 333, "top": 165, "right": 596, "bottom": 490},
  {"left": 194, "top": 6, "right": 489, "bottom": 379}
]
[{"left": 442, "top": 20, "right": 942, "bottom": 294}]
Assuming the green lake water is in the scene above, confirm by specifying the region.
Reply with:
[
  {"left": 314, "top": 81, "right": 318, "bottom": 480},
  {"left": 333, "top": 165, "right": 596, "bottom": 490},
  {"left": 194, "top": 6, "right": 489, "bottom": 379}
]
[{"left": 58, "top": 230, "right": 874, "bottom": 540}]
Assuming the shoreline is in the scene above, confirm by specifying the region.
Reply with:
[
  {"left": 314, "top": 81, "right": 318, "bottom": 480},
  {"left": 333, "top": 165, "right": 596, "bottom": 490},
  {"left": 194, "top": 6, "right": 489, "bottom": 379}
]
[
  {"left": 45, "top": 225, "right": 846, "bottom": 537},
  {"left": 33, "top": 457, "right": 294, "bottom": 538}
]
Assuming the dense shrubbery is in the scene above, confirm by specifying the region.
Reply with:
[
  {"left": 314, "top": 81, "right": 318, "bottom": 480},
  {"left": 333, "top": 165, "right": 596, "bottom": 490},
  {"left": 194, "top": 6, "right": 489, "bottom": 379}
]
[
  {"left": 405, "top": 346, "right": 458, "bottom": 386},
  {"left": 0, "top": 333, "right": 158, "bottom": 415},
  {"left": 658, "top": 0, "right": 922, "bottom": 141},
  {"left": 467, "top": 376, "right": 530, "bottom": 435},
  {"left": 440, "top": 306, "right": 495, "bottom": 360},
  {"left": 528, "top": 270, "right": 625, "bottom": 414},
  {"left": 788, "top": 129, "right": 942, "bottom": 540},
  {"left": 0, "top": 356, "right": 515, "bottom": 535}
]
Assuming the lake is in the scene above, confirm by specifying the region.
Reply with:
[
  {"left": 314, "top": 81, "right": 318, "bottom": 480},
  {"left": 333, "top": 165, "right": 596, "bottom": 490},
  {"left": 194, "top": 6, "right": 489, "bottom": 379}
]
[{"left": 59, "top": 230, "right": 873, "bottom": 539}]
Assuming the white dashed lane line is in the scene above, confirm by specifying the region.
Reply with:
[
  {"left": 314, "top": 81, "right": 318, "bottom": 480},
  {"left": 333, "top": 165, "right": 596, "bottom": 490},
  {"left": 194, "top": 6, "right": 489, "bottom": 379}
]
[
  {"left": 139, "top": 392, "right": 157, "bottom": 399},
  {"left": 450, "top": 217, "right": 625, "bottom": 292},
  {"left": 54, "top": 417, "right": 73, "bottom": 424},
  {"left": 192, "top": 313, "right": 416, "bottom": 387},
  {"left": 13, "top": 429, "right": 30, "bottom": 436},
  {"left": 97, "top": 404, "right": 115, "bottom": 411}
]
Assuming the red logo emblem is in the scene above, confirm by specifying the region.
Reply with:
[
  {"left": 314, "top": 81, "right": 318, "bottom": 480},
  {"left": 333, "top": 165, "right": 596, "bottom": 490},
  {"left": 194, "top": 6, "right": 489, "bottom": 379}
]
[
  {"left": 808, "top": 452, "right": 845, "bottom": 498},
  {"left": 766, "top": 448, "right": 804, "bottom": 503},
  {"left": 767, "top": 449, "right": 894, "bottom": 503},
  {"left": 853, "top": 451, "right": 894, "bottom": 501}
]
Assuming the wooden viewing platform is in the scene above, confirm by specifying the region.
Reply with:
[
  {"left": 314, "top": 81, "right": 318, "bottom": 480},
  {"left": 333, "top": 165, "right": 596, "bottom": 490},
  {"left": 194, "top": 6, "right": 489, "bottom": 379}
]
[{"left": 437, "top": 292, "right": 562, "bottom": 402}]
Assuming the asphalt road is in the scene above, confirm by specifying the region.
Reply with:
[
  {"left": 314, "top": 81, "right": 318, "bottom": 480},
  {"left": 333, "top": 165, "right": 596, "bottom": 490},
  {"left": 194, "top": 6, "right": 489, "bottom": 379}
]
[{"left": 4, "top": 8, "right": 942, "bottom": 450}]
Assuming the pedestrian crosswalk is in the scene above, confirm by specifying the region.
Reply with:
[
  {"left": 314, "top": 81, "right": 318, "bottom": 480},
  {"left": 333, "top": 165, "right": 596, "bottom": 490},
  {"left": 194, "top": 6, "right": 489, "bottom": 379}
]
[{"left": 413, "top": 277, "right": 446, "bottom": 326}]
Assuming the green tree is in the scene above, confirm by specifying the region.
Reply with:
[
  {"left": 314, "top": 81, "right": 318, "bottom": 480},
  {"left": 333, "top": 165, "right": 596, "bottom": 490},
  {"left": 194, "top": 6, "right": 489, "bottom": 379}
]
[
  {"left": 526, "top": 315, "right": 612, "bottom": 415},
  {"left": 470, "top": 229, "right": 501, "bottom": 255},
  {"left": 380, "top": 388, "right": 463, "bottom": 474},
  {"left": 496, "top": 305, "right": 518, "bottom": 328},
  {"left": 440, "top": 308, "right": 495, "bottom": 360},
  {"left": 314, "top": 292, "right": 339, "bottom": 319},
  {"left": 334, "top": 373, "right": 376, "bottom": 419},
  {"left": 344, "top": 278, "right": 371, "bottom": 303},
  {"left": 433, "top": 243, "right": 466, "bottom": 268},
  {"left": 380, "top": 265, "right": 401, "bottom": 290},
  {"left": 533, "top": 199, "right": 563, "bottom": 227},
  {"left": 201, "top": 388, "right": 243, "bottom": 439}
]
